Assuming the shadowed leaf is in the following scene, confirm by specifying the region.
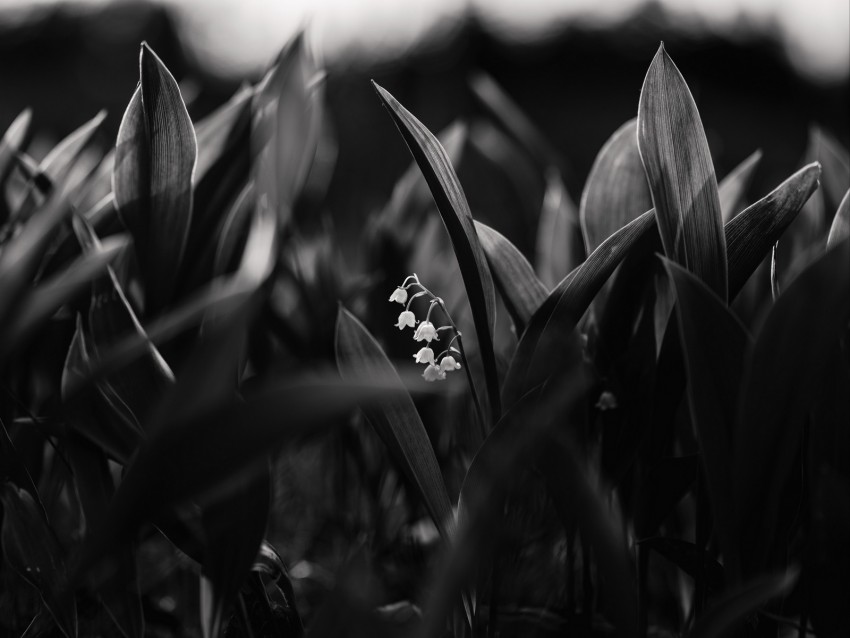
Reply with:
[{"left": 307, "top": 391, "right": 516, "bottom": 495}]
[
  {"left": 734, "top": 238, "right": 850, "bottom": 577},
  {"left": 688, "top": 568, "right": 798, "bottom": 638},
  {"left": 1, "top": 483, "right": 77, "bottom": 638},
  {"left": 374, "top": 82, "right": 501, "bottom": 421},
  {"left": 641, "top": 537, "right": 724, "bottom": 593},
  {"left": 113, "top": 43, "right": 197, "bottom": 313},
  {"left": 638, "top": 43, "right": 727, "bottom": 300},
  {"left": 336, "top": 307, "right": 455, "bottom": 542},
  {"left": 827, "top": 189, "right": 849, "bottom": 248},
  {"left": 579, "top": 118, "right": 653, "bottom": 253},
  {"left": 502, "top": 210, "right": 657, "bottom": 409},
  {"left": 0, "top": 109, "right": 32, "bottom": 222},
  {"left": 809, "top": 125, "right": 850, "bottom": 213},
  {"left": 474, "top": 220, "right": 547, "bottom": 334},
  {"left": 663, "top": 258, "right": 751, "bottom": 564},
  {"left": 725, "top": 163, "right": 820, "bottom": 300},
  {"left": 718, "top": 149, "right": 762, "bottom": 223}
]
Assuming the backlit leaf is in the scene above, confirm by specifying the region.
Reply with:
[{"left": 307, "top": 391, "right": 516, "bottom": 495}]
[
  {"left": 537, "top": 168, "right": 581, "bottom": 288},
  {"left": 474, "top": 220, "right": 547, "bottom": 334},
  {"left": 638, "top": 43, "right": 727, "bottom": 300},
  {"left": 826, "top": 188, "right": 849, "bottom": 248},
  {"left": 579, "top": 118, "right": 653, "bottom": 253}
]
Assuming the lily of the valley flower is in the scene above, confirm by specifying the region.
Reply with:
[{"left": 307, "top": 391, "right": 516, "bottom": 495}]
[
  {"left": 422, "top": 363, "right": 446, "bottom": 382},
  {"left": 395, "top": 310, "right": 416, "bottom": 330},
  {"left": 439, "top": 356, "right": 461, "bottom": 372},
  {"left": 413, "top": 347, "right": 435, "bottom": 365},
  {"left": 413, "top": 321, "right": 439, "bottom": 342},
  {"left": 389, "top": 287, "right": 408, "bottom": 304}
]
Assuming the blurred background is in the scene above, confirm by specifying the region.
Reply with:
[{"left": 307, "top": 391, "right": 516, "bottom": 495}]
[{"left": 0, "top": 0, "right": 846, "bottom": 255}]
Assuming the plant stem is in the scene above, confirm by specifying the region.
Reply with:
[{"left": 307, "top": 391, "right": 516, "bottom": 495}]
[{"left": 455, "top": 333, "right": 488, "bottom": 443}]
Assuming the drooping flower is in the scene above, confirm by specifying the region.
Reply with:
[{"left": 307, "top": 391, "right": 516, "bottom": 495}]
[
  {"left": 413, "top": 347, "right": 435, "bottom": 365},
  {"left": 389, "top": 287, "right": 408, "bottom": 304},
  {"left": 395, "top": 310, "right": 416, "bottom": 330},
  {"left": 422, "top": 363, "right": 446, "bottom": 382},
  {"left": 439, "top": 356, "right": 461, "bottom": 372},
  {"left": 413, "top": 321, "right": 439, "bottom": 342}
]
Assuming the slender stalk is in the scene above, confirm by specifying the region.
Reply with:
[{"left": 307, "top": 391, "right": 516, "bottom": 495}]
[{"left": 455, "top": 333, "right": 487, "bottom": 443}]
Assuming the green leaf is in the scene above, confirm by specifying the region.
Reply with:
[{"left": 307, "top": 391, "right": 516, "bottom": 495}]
[
  {"left": 113, "top": 43, "right": 197, "bottom": 313},
  {"left": 725, "top": 163, "right": 820, "bottom": 300},
  {"left": 501, "top": 210, "right": 657, "bottom": 410},
  {"left": 536, "top": 168, "right": 581, "bottom": 288},
  {"left": 373, "top": 82, "right": 501, "bottom": 421},
  {"left": 474, "top": 220, "right": 547, "bottom": 334},
  {"left": 734, "top": 237, "right": 850, "bottom": 577},
  {"left": 253, "top": 32, "right": 322, "bottom": 225},
  {"left": 201, "top": 466, "right": 270, "bottom": 638},
  {"left": 663, "top": 258, "right": 751, "bottom": 564},
  {"left": 638, "top": 43, "right": 727, "bottom": 300},
  {"left": 718, "top": 149, "right": 762, "bottom": 223},
  {"left": 827, "top": 188, "right": 849, "bottom": 248},
  {"left": 336, "top": 307, "right": 455, "bottom": 542},
  {"left": 1, "top": 483, "right": 77, "bottom": 638},
  {"left": 688, "top": 568, "right": 798, "bottom": 638},
  {"left": 579, "top": 118, "right": 653, "bottom": 254}
]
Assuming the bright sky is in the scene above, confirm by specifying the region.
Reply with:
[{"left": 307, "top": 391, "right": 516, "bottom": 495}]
[{"left": 1, "top": 0, "right": 847, "bottom": 82}]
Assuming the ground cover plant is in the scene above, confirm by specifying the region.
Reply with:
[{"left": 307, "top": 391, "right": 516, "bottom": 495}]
[{"left": 0, "top": 32, "right": 848, "bottom": 638}]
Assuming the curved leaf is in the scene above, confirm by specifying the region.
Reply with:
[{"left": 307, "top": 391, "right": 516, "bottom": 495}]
[
  {"left": 536, "top": 168, "right": 581, "bottom": 288},
  {"left": 718, "top": 149, "right": 762, "bottom": 223},
  {"left": 474, "top": 220, "right": 547, "bottom": 334},
  {"left": 1, "top": 483, "right": 77, "bottom": 638},
  {"left": 0, "top": 109, "right": 31, "bottom": 224},
  {"left": 501, "top": 210, "right": 657, "bottom": 409},
  {"left": 725, "top": 163, "right": 820, "bottom": 300},
  {"left": 113, "top": 43, "right": 197, "bottom": 312},
  {"left": 374, "top": 82, "right": 501, "bottom": 421},
  {"left": 827, "top": 188, "right": 849, "bottom": 248},
  {"left": 688, "top": 568, "right": 798, "bottom": 638},
  {"left": 638, "top": 43, "right": 727, "bottom": 300},
  {"left": 579, "top": 118, "right": 653, "bottom": 253},
  {"left": 663, "top": 258, "right": 751, "bottom": 564},
  {"left": 734, "top": 237, "right": 850, "bottom": 577},
  {"left": 336, "top": 307, "right": 455, "bottom": 542}
]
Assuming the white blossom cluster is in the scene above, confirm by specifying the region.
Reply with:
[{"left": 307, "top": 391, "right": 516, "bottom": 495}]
[{"left": 389, "top": 274, "right": 462, "bottom": 382}]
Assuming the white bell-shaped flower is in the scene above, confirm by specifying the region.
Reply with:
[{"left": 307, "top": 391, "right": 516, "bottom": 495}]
[
  {"left": 389, "top": 287, "right": 408, "bottom": 304},
  {"left": 395, "top": 310, "right": 416, "bottom": 330},
  {"left": 413, "top": 321, "right": 439, "bottom": 342},
  {"left": 439, "top": 355, "right": 461, "bottom": 372},
  {"left": 422, "top": 363, "right": 446, "bottom": 382},
  {"left": 413, "top": 347, "right": 435, "bottom": 365}
]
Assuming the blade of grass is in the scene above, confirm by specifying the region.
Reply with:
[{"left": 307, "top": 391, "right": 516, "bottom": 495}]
[
  {"left": 638, "top": 43, "right": 727, "bottom": 300},
  {"left": 374, "top": 82, "right": 501, "bottom": 422}
]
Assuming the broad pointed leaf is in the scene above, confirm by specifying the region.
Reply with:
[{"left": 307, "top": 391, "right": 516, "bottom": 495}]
[
  {"left": 536, "top": 168, "right": 581, "bottom": 288},
  {"left": 638, "top": 43, "right": 727, "bottom": 300},
  {"left": 579, "top": 118, "right": 653, "bottom": 253},
  {"left": 718, "top": 149, "right": 762, "bottom": 223}
]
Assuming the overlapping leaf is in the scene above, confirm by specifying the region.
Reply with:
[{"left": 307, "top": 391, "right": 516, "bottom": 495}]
[
  {"left": 827, "top": 189, "right": 849, "bottom": 248},
  {"left": 718, "top": 149, "right": 762, "bottom": 223},
  {"left": 336, "top": 307, "right": 455, "bottom": 542},
  {"left": 474, "top": 220, "right": 547, "bottom": 333},
  {"left": 638, "top": 44, "right": 727, "bottom": 300},
  {"left": 536, "top": 168, "right": 581, "bottom": 288},
  {"left": 374, "top": 82, "right": 501, "bottom": 421},
  {"left": 579, "top": 118, "right": 653, "bottom": 253}
]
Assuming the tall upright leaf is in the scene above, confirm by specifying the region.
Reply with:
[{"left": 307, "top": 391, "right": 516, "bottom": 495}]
[
  {"left": 827, "top": 188, "right": 849, "bottom": 248},
  {"left": 373, "top": 82, "right": 501, "bottom": 421},
  {"left": 536, "top": 168, "right": 581, "bottom": 288},
  {"left": 336, "top": 307, "right": 455, "bottom": 542},
  {"left": 579, "top": 118, "right": 653, "bottom": 253},
  {"left": 734, "top": 237, "right": 850, "bottom": 577},
  {"left": 113, "top": 43, "right": 197, "bottom": 313},
  {"left": 638, "top": 43, "right": 727, "bottom": 300}
]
